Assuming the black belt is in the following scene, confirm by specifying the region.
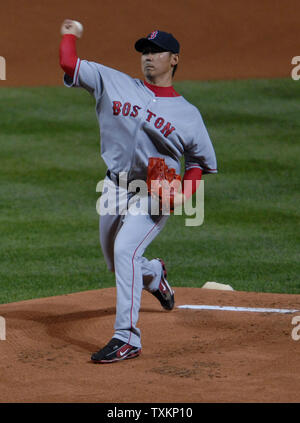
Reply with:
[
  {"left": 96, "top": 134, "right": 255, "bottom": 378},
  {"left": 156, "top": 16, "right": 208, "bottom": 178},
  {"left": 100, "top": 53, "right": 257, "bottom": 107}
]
[
  {"left": 106, "top": 169, "right": 118, "bottom": 183},
  {"left": 106, "top": 170, "right": 126, "bottom": 187},
  {"left": 106, "top": 170, "right": 144, "bottom": 193}
]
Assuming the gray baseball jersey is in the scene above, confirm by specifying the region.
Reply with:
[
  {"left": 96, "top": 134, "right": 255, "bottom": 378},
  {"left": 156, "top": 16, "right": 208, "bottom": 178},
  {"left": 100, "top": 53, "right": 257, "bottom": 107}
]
[
  {"left": 64, "top": 58, "right": 217, "bottom": 349},
  {"left": 64, "top": 59, "right": 217, "bottom": 181}
]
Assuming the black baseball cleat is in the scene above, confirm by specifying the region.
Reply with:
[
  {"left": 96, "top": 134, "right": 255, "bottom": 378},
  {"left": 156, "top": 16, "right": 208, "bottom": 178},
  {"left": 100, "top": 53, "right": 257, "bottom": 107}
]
[
  {"left": 151, "top": 258, "right": 175, "bottom": 310},
  {"left": 91, "top": 338, "right": 141, "bottom": 364}
]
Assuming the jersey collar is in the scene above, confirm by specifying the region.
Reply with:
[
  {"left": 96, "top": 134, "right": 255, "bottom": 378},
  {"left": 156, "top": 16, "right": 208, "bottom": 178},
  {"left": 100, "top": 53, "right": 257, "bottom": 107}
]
[{"left": 143, "top": 80, "right": 180, "bottom": 97}]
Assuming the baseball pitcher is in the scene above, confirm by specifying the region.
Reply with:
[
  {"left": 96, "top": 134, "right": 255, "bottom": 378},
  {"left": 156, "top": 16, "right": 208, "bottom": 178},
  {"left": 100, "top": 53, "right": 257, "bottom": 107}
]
[{"left": 59, "top": 19, "right": 217, "bottom": 363}]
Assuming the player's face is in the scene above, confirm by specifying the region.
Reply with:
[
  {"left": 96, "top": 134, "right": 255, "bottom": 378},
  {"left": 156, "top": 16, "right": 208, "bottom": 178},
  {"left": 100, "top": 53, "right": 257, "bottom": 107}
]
[{"left": 141, "top": 47, "right": 179, "bottom": 84}]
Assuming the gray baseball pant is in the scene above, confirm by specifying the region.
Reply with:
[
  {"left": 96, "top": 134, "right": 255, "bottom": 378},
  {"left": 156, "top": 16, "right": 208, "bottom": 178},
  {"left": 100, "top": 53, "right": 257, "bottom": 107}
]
[{"left": 99, "top": 176, "right": 169, "bottom": 348}]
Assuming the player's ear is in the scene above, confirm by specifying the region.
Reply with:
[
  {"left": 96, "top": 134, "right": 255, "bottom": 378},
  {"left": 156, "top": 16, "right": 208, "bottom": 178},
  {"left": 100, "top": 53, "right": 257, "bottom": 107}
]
[{"left": 171, "top": 54, "right": 179, "bottom": 66}]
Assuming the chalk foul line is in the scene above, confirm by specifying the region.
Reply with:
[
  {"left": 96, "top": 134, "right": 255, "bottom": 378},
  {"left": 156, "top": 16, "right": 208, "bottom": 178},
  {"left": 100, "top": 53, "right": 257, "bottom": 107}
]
[{"left": 177, "top": 305, "right": 299, "bottom": 314}]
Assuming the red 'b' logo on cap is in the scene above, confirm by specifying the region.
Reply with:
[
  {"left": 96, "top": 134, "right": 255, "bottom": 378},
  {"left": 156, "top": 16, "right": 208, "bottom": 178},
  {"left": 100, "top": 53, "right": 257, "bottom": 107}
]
[{"left": 148, "top": 31, "right": 158, "bottom": 40}]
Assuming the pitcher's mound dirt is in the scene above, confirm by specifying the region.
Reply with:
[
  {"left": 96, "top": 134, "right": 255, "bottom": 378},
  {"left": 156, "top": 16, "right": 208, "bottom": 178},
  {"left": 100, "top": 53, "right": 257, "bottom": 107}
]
[{"left": 0, "top": 287, "right": 300, "bottom": 403}]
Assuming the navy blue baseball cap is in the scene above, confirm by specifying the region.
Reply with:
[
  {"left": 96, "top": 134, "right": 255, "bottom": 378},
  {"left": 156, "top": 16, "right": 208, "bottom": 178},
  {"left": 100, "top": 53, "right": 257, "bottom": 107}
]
[{"left": 135, "top": 30, "right": 180, "bottom": 54}]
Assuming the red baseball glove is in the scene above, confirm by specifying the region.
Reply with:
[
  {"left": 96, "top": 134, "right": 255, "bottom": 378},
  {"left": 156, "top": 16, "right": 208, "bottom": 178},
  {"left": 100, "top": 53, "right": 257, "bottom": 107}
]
[{"left": 146, "top": 157, "right": 181, "bottom": 211}]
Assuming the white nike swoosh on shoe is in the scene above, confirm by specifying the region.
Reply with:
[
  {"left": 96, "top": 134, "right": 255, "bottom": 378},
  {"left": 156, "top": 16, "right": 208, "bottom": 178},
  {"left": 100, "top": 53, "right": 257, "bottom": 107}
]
[{"left": 119, "top": 348, "right": 130, "bottom": 357}]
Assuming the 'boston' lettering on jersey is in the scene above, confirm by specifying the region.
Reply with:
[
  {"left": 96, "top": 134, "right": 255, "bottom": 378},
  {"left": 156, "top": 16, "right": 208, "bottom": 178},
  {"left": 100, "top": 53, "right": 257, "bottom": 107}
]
[{"left": 112, "top": 100, "right": 176, "bottom": 138}]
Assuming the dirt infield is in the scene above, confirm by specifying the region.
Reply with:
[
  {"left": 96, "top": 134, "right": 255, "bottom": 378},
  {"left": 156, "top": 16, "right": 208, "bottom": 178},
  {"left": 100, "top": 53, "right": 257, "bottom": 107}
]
[
  {"left": 0, "top": 0, "right": 299, "bottom": 86},
  {"left": 0, "top": 287, "right": 300, "bottom": 403}
]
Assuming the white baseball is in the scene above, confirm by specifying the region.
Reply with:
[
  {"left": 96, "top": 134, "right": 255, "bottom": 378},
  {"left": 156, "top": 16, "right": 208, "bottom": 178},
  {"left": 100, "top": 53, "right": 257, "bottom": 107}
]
[{"left": 73, "top": 20, "right": 83, "bottom": 38}]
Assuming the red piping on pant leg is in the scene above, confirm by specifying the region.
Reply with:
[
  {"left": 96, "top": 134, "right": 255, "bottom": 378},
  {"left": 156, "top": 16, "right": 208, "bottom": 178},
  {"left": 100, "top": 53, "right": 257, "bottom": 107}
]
[{"left": 128, "top": 221, "right": 159, "bottom": 345}]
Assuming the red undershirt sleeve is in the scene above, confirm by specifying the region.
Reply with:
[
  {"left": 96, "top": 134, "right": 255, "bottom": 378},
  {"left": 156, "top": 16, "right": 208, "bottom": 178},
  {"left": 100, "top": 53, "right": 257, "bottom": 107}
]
[
  {"left": 181, "top": 167, "right": 203, "bottom": 200},
  {"left": 59, "top": 34, "right": 78, "bottom": 78}
]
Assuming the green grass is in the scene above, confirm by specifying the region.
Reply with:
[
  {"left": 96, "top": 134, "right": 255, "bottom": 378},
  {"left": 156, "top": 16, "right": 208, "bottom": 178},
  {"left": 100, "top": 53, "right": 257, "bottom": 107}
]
[{"left": 1, "top": 79, "right": 300, "bottom": 303}]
